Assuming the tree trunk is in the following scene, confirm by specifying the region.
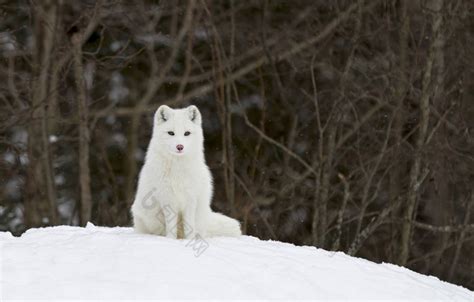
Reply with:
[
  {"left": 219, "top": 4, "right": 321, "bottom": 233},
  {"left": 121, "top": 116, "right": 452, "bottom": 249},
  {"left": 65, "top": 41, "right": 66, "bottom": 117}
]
[
  {"left": 389, "top": 0, "right": 409, "bottom": 262},
  {"left": 72, "top": 33, "right": 92, "bottom": 226},
  {"left": 399, "top": 0, "right": 443, "bottom": 266},
  {"left": 26, "top": 0, "right": 59, "bottom": 227}
]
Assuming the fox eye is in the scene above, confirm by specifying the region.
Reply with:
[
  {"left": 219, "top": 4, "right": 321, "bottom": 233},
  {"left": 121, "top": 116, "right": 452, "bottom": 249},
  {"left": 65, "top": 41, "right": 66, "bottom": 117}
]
[
  {"left": 184, "top": 131, "right": 191, "bottom": 136},
  {"left": 167, "top": 131, "right": 175, "bottom": 136}
]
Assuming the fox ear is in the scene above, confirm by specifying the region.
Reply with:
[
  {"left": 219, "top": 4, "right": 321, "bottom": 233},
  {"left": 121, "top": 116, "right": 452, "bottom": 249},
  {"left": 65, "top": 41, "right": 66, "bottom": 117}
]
[
  {"left": 155, "top": 105, "right": 172, "bottom": 124},
  {"left": 187, "top": 105, "right": 201, "bottom": 125}
]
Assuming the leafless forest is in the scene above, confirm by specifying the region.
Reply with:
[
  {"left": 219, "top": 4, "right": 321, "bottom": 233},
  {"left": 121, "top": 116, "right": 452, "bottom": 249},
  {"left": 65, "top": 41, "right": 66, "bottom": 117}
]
[{"left": 1, "top": 0, "right": 473, "bottom": 289}]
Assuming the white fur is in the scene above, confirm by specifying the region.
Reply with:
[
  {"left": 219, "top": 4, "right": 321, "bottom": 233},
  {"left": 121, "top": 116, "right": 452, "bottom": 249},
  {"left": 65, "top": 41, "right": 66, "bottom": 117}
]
[{"left": 131, "top": 105, "right": 241, "bottom": 239}]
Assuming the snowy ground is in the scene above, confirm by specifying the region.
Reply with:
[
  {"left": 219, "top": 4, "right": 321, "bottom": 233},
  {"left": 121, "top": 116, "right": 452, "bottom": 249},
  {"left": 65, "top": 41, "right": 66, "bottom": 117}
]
[{"left": 0, "top": 224, "right": 472, "bottom": 300}]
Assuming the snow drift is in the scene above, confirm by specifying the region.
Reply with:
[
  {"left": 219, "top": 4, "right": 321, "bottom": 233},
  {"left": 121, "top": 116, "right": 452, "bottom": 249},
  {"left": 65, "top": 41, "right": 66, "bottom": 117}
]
[{"left": 1, "top": 224, "right": 472, "bottom": 300}]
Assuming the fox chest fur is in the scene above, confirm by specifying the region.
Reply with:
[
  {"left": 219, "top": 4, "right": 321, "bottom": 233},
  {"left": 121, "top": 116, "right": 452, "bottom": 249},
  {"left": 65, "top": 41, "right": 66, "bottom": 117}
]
[{"left": 138, "top": 156, "right": 211, "bottom": 213}]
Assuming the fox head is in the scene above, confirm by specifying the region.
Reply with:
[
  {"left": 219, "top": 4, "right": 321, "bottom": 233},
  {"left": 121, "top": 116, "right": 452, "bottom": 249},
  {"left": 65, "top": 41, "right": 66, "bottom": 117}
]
[{"left": 151, "top": 105, "right": 204, "bottom": 157}]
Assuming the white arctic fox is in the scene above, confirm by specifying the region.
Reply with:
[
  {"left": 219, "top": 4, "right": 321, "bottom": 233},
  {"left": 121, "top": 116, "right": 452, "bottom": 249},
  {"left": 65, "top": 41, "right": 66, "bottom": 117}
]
[{"left": 131, "top": 105, "right": 241, "bottom": 239}]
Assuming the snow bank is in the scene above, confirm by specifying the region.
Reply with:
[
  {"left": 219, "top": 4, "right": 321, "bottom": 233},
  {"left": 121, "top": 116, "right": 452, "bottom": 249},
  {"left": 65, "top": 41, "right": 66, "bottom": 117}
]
[{"left": 1, "top": 224, "right": 472, "bottom": 300}]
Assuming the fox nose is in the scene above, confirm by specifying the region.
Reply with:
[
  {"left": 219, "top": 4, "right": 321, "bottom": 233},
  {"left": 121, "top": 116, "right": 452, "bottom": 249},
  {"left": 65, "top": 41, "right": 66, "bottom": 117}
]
[{"left": 176, "top": 144, "right": 184, "bottom": 151}]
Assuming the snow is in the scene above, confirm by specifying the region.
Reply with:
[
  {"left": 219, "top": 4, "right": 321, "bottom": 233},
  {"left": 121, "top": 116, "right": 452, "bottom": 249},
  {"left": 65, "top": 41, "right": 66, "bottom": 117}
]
[{"left": 1, "top": 224, "right": 472, "bottom": 300}]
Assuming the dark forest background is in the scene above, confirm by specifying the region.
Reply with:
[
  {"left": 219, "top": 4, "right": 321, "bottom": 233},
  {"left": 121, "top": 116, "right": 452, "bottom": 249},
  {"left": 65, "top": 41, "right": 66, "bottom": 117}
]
[{"left": 1, "top": 0, "right": 473, "bottom": 290}]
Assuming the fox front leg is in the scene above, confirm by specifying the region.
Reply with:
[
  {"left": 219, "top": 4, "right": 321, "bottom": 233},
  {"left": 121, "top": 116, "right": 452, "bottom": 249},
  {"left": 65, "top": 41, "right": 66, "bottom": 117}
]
[
  {"left": 183, "top": 204, "right": 197, "bottom": 239},
  {"left": 163, "top": 204, "right": 179, "bottom": 239}
]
